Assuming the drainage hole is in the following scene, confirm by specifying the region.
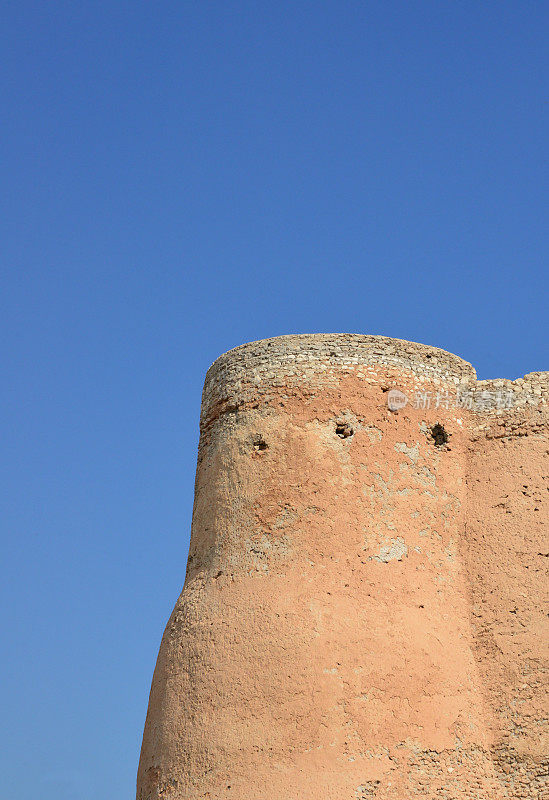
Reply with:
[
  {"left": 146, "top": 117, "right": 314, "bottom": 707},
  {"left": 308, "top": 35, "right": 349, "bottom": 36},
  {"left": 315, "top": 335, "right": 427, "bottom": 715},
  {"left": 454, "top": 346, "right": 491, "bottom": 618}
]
[
  {"left": 253, "top": 435, "right": 268, "bottom": 451},
  {"left": 430, "top": 423, "right": 449, "bottom": 447},
  {"left": 336, "top": 422, "right": 354, "bottom": 439}
]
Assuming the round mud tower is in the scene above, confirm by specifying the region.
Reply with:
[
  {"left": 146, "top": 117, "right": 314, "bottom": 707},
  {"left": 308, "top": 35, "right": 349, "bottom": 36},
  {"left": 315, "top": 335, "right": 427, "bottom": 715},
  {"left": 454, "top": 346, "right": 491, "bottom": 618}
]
[{"left": 137, "top": 335, "right": 531, "bottom": 800}]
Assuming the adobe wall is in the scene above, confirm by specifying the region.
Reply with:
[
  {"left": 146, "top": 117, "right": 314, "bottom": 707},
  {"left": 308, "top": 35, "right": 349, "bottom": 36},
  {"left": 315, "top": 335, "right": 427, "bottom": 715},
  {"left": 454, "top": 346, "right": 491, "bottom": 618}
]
[
  {"left": 137, "top": 335, "right": 548, "bottom": 800},
  {"left": 462, "top": 372, "right": 549, "bottom": 797}
]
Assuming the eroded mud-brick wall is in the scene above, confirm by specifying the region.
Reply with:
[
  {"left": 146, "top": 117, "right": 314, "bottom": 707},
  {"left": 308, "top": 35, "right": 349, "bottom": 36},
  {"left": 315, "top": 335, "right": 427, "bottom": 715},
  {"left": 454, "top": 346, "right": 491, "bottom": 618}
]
[
  {"left": 137, "top": 334, "right": 548, "bottom": 800},
  {"left": 463, "top": 372, "right": 549, "bottom": 798}
]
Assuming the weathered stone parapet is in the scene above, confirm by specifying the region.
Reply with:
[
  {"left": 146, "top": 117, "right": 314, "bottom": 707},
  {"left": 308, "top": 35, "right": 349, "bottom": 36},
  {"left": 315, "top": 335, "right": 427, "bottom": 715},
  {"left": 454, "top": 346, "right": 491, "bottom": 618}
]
[
  {"left": 200, "top": 334, "right": 548, "bottom": 439},
  {"left": 469, "top": 372, "right": 549, "bottom": 440},
  {"left": 475, "top": 371, "right": 549, "bottom": 409},
  {"left": 200, "top": 334, "right": 476, "bottom": 429}
]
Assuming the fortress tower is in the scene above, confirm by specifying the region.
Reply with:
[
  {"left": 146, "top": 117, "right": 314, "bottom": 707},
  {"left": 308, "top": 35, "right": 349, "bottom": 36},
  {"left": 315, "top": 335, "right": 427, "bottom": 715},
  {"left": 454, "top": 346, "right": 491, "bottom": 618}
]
[{"left": 137, "top": 334, "right": 548, "bottom": 800}]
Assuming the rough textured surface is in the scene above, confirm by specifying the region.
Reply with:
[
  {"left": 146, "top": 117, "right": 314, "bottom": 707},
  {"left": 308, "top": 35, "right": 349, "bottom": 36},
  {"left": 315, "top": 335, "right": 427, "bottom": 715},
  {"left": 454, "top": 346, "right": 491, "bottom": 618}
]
[{"left": 137, "top": 334, "right": 548, "bottom": 800}]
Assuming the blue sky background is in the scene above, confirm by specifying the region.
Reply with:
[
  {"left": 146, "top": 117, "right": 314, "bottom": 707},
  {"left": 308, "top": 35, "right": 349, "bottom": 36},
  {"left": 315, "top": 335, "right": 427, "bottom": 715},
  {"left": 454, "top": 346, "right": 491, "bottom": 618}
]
[{"left": 1, "top": 2, "right": 547, "bottom": 797}]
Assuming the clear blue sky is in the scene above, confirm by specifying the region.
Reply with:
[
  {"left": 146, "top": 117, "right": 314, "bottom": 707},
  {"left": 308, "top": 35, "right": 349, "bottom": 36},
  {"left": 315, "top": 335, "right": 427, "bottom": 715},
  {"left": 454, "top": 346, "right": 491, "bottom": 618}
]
[{"left": 1, "top": 2, "right": 547, "bottom": 797}]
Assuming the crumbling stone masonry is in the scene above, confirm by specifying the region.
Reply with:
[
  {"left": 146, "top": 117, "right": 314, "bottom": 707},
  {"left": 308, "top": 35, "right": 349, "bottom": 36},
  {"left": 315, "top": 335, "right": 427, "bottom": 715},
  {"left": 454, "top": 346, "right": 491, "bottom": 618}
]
[{"left": 137, "top": 334, "right": 548, "bottom": 800}]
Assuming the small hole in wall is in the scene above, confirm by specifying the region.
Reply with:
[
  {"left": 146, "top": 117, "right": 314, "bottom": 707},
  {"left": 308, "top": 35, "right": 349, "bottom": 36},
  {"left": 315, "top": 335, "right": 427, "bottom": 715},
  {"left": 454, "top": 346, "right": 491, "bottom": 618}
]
[
  {"left": 336, "top": 422, "right": 354, "bottom": 439},
  {"left": 253, "top": 435, "right": 268, "bottom": 451},
  {"left": 430, "top": 423, "right": 449, "bottom": 447}
]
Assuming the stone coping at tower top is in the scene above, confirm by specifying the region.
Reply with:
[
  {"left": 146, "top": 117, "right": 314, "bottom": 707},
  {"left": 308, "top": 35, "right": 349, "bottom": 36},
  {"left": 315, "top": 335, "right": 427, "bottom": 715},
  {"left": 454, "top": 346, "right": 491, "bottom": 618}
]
[
  {"left": 205, "top": 334, "right": 476, "bottom": 383},
  {"left": 200, "top": 335, "right": 549, "bottom": 424},
  {"left": 200, "top": 334, "right": 475, "bottom": 420}
]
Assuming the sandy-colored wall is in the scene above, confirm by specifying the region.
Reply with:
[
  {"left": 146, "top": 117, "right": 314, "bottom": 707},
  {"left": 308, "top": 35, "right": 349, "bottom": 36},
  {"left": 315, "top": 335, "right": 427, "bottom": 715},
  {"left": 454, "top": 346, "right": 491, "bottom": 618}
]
[
  {"left": 462, "top": 384, "right": 549, "bottom": 798},
  {"left": 137, "top": 335, "right": 548, "bottom": 800}
]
